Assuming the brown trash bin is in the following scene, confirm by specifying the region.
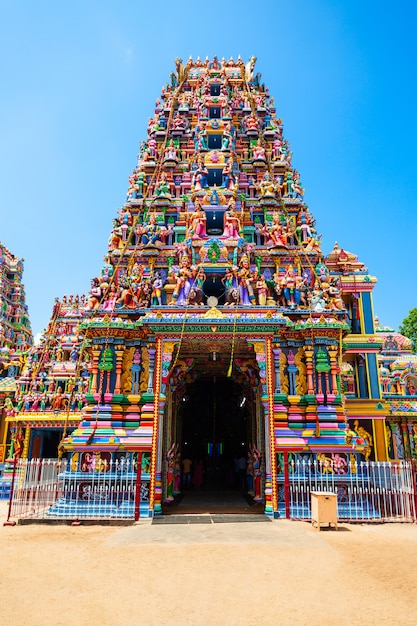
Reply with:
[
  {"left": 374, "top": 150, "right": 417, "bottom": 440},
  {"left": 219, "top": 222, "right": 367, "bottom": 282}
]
[{"left": 311, "top": 491, "right": 338, "bottom": 530}]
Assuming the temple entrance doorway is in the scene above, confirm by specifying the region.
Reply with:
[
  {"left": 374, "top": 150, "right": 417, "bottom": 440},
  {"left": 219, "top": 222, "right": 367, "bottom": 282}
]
[
  {"left": 181, "top": 377, "right": 249, "bottom": 489},
  {"left": 161, "top": 339, "right": 265, "bottom": 515}
]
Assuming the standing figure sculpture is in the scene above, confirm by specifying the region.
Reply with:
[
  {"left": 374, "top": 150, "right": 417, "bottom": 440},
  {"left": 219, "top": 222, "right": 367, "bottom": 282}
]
[
  {"left": 223, "top": 201, "right": 242, "bottom": 238},
  {"left": 165, "top": 443, "right": 177, "bottom": 502},
  {"left": 192, "top": 158, "right": 209, "bottom": 190},
  {"left": 171, "top": 255, "right": 192, "bottom": 305},
  {"left": 187, "top": 201, "right": 207, "bottom": 239},
  {"left": 238, "top": 253, "right": 256, "bottom": 305},
  {"left": 281, "top": 265, "right": 301, "bottom": 308}
]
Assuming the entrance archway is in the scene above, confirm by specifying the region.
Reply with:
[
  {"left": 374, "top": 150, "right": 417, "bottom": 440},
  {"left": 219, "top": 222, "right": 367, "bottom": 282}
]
[
  {"left": 160, "top": 338, "right": 266, "bottom": 514},
  {"left": 181, "top": 377, "right": 250, "bottom": 489}
]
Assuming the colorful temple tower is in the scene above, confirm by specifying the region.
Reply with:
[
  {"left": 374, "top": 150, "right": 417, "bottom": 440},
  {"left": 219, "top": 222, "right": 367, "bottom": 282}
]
[
  {"left": 6, "top": 296, "right": 89, "bottom": 460},
  {"left": 0, "top": 243, "right": 32, "bottom": 466},
  {"left": 42, "top": 55, "right": 373, "bottom": 519},
  {"left": 10, "top": 56, "right": 406, "bottom": 520},
  {"left": 374, "top": 318, "right": 417, "bottom": 460}
]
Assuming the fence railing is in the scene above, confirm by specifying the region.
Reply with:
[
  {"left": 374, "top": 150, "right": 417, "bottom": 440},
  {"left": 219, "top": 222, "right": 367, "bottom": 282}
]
[
  {"left": 5, "top": 458, "right": 417, "bottom": 523},
  {"left": 277, "top": 459, "right": 417, "bottom": 522},
  {"left": 6, "top": 458, "right": 150, "bottom": 521}
]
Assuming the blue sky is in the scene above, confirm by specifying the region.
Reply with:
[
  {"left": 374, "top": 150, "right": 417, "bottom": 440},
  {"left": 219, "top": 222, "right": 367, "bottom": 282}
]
[{"left": 1, "top": 0, "right": 416, "bottom": 336}]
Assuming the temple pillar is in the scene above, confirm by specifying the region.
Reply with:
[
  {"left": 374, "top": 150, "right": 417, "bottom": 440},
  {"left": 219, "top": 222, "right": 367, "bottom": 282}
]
[
  {"left": 90, "top": 349, "right": 101, "bottom": 395},
  {"left": 250, "top": 338, "right": 277, "bottom": 516},
  {"left": 22, "top": 427, "right": 30, "bottom": 460},
  {"left": 272, "top": 346, "right": 281, "bottom": 393},
  {"left": 113, "top": 346, "right": 125, "bottom": 395},
  {"left": 328, "top": 346, "right": 338, "bottom": 394},
  {"left": 149, "top": 338, "right": 162, "bottom": 514},
  {"left": 304, "top": 346, "right": 315, "bottom": 394},
  {"left": 401, "top": 420, "right": 411, "bottom": 458},
  {"left": 147, "top": 347, "right": 156, "bottom": 393},
  {"left": 374, "top": 419, "right": 389, "bottom": 461}
]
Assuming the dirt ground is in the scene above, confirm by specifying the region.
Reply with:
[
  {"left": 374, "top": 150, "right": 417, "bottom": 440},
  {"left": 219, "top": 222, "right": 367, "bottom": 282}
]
[{"left": 0, "top": 502, "right": 416, "bottom": 626}]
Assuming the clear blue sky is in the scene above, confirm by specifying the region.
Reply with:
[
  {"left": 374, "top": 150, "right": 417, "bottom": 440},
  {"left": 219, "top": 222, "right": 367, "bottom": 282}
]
[{"left": 1, "top": 0, "right": 416, "bottom": 337}]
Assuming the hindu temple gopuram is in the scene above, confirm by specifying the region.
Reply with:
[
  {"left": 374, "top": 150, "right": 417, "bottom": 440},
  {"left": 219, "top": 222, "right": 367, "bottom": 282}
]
[
  {"left": 0, "top": 243, "right": 32, "bottom": 466},
  {"left": 4, "top": 56, "right": 415, "bottom": 520}
]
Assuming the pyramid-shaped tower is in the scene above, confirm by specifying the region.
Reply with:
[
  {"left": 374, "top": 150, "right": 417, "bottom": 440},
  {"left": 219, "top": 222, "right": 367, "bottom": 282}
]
[
  {"left": 17, "top": 56, "right": 386, "bottom": 519},
  {"left": 0, "top": 243, "right": 32, "bottom": 464}
]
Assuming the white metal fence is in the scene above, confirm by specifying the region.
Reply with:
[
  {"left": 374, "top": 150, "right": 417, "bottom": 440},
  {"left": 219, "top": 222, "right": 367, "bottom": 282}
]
[
  {"left": 4, "top": 458, "right": 416, "bottom": 523},
  {"left": 277, "top": 459, "right": 417, "bottom": 522},
  {"left": 5, "top": 458, "right": 150, "bottom": 521}
]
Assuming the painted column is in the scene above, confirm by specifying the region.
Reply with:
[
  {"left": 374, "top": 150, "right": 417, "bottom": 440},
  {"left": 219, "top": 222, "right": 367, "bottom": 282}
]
[
  {"left": 401, "top": 420, "right": 411, "bottom": 458},
  {"left": 251, "top": 338, "right": 277, "bottom": 516},
  {"left": 147, "top": 347, "right": 156, "bottom": 393},
  {"left": 113, "top": 346, "right": 125, "bottom": 394},
  {"left": 22, "top": 427, "right": 30, "bottom": 460},
  {"left": 328, "top": 346, "right": 338, "bottom": 394},
  {"left": 149, "top": 337, "right": 162, "bottom": 514},
  {"left": 266, "top": 337, "right": 278, "bottom": 516},
  {"left": 304, "top": 346, "right": 315, "bottom": 394},
  {"left": 272, "top": 346, "right": 281, "bottom": 393},
  {"left": 357, "top": 355, "right": 367, "bottom": 398},
  {"left": 90, "top": 349, "right": 101, "bottom": 394}
]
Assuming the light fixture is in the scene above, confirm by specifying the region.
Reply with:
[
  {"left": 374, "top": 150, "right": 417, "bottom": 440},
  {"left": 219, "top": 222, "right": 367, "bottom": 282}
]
[
  {"left": 240, "top": 396, "right": 246, "bottom": 408},
  {"left": 212, "top": 351, "right": 217, "bottom": 361}
]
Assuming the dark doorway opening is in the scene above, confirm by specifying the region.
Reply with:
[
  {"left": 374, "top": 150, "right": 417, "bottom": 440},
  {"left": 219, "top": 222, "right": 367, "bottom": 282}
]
[
  {"left": 208, "top": 134, "right": 222, "bottom": 149},
  {"left": 41, "top": 429, "right": 64, "bottom": 457},
  {"left": 206, "top": 168, "right": 223, "bottom": 187},
  {"left": 205, "top": 207, "right": 224, "bottom": 235},
  {"left": 203, "top": 275, "right": 226, "bottom": 304},
  {"left": 180, "top": 378, "right": 249, "bottom": 490}
]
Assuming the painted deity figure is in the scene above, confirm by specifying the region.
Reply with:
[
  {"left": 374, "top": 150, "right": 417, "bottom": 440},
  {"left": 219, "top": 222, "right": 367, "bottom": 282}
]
[
  {"left": 309, "top": 283, "right": 326, "bottom": 312},
  {"left": 252, "top": 139, "right": 266, "bottom": 162},
  {"left": 257, "top": 172, "right": 280, "bottom": 198},
  {"left": 192, "top": 158, "right": 209, "bottom": 190},
  {"left": 272, "top": 137, "right": 282, "bottom": 160},
  {"left": 281, "top": 265, "right": 301, "bottom": 308},
  {"left": 151, "top": 272, "right": 164, "bottom": 306},
  {"left": 137, "top": 215, "right": 166, "bottom": 247},
  {"left": 353, "top": 420, "right": 373, "bottom": 461},
  {"left": 193, "top": 122, "right": 208, "bottom": 150},
  {"left": 256, "top": 276, "right": 268, "bottom": 306},
  {"left": 249, "top": 445, "right": 262, "bottom": 501},
  {"left": 260, "top": 213, "right": 287, "bottom": 248},
  {"left": 222, "top": 267, "right": 239, "bottom": 306},
  {"left": 171, "top": 255, "right": 192, "bottom": 305},
  {"left": 154, "top": 173, "right": 171, "bottom": 197},
  {"left": 188, "top": 265, "right": 205, "bottom": 306},
  {"left": 245, "top": 115, "right": 259, "bottom": 132},
  {"left": 221, "top": 122, "right": 234, "bottom": 151},
  {"left": 238, "top": 253, "right": 256, "bottom": 305},
  {"left": 296, "top": 209, "right": 312, "bottom": 242},
  {"left": 223, "top": 201, "right": 242, "bottom": 238},
  {"left": 327, "top": 278, "right": 345, "bottom": 310},
  {"left": 165, "top": 443, "right": 177, "bottom": 502},
  {"left": 85, "top": 278, "right": 102, "bottom": 310},
  {"left": 221, "top": 156, "right": 236, "bottom": 191},
  {"left": 187, "top": 201, "right": 207, "bottom": 239},
  {"left": 164, "top": 139, "right": 178, "bottom": 162}
]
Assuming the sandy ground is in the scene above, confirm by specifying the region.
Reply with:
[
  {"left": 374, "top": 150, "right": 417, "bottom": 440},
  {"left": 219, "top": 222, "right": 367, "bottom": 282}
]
[{"left": 0, "top": 502, "right": 416, "bottom": 626}]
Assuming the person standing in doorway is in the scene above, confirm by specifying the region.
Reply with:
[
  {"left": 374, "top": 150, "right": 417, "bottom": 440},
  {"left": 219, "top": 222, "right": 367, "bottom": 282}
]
[
  {"left": 182, "top": 456, "right": 192, "bottom": 488},
  {"left": 238, "top": 453, "right": 247, "bottom": 491}
]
